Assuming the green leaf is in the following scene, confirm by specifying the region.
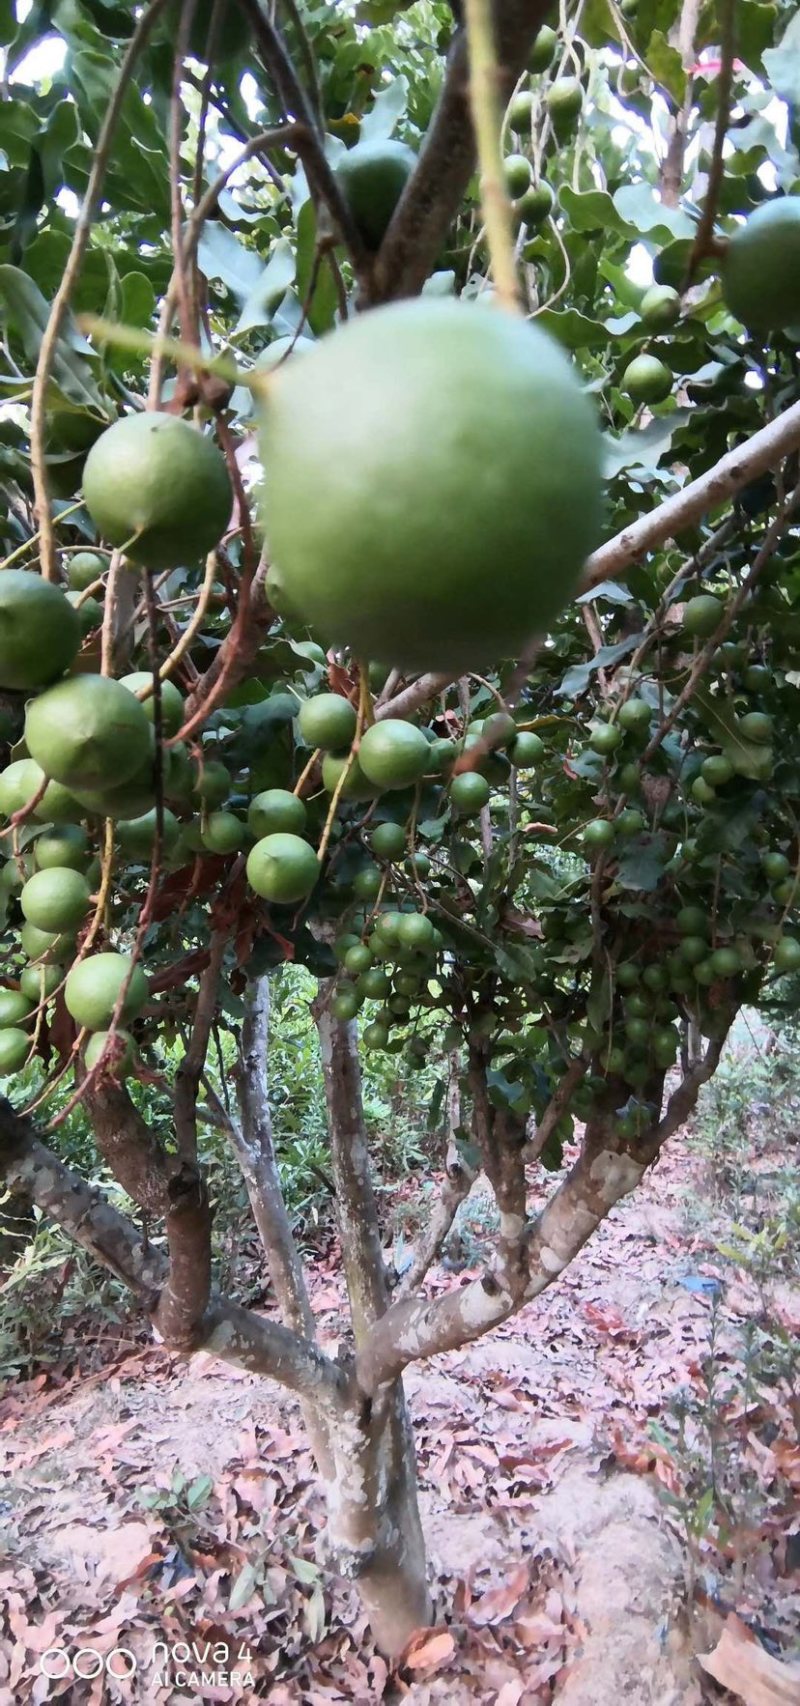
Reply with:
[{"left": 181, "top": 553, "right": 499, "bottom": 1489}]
[
  {"left": 576, "top": 580, "right": 634, "bottom": 606},
  {"left": 615, "top": 833, "right": 669, "bottom": 892},
  {"left": 289, "top": 1554, "right": 321, "bottom": 1584},
  {"left": 295, "top": 200, "right": 338, "bottom": 337},
  {"left": 763, "top": 12, "right": 800, "bottom": 105},
  {"left": 197, "top": 221, "right": 265, "bottom": 299},
  {"left": 186, "top": 1472, "right": 214, "bottom": 1509},
  {"left": 229, "top": 1562, "right": 259, "bottom": 1610},
  {"left": 235, "top": 240, "right": 296, "bottom": 337},
  {"left": 612, "top": 183, "right": 695, "bottom": 242},
  {"left": 557, "top": 635, "right": 640, "bottom": 698},
  {"left": 645, "top": 29, "right": 686, "bottom": 105},
  {"left": 559, "top": 186, "right": 630, "bottom": 236},
  {"left": 692, "top": 685, "right": 771, "bottom": 781},
  {"left": 359, "top": 74, "right": 409, "bottom": 142},
  {"left": 603, "top": 412, "right": 690, "bottom": 476},
  {"left": 536, "top": 308, "right": 612, "bottom": 351},
  {"left": 0, "top": 264, "right": 105, "bottom": 410}
]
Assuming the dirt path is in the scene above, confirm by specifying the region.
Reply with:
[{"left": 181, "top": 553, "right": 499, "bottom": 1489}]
[{"left": 1, "top": 1131, "right": 798, "bottom": 1703}]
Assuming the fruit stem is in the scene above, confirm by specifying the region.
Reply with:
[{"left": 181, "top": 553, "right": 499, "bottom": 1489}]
[
  {"left": 80, "top": 315, "right": 254, "bottom": 394},
  {"left": 0, "top": 499, "right": 85, "bottom": 574},
  {"left": 293, "top": 746, "right": 322, "bottom": 798},
  {"left": 462, "top": 0, "right": 522, "bottom": 315},
  {"left": 316, "top": 670, "right": 373, "bottom": 864}
]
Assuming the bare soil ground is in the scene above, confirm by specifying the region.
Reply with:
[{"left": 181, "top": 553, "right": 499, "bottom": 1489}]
[{"left": 0, "top": 1129, "right": 798, "bottom": 1704}]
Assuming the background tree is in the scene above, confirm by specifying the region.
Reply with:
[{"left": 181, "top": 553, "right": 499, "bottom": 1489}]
[{"left": 3, "top": 0, "right": 800, "bottom": 1659}]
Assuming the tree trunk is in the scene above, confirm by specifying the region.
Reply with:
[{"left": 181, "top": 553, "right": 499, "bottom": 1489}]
[
  {"left": 324, "top": 1378, "right": 431, "bottom": 1657},
  {"left": 0, "top": 1182, "right": 34, "bottom": 1271}
]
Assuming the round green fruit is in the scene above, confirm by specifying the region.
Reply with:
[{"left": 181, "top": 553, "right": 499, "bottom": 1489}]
[
  {"left": 589, "top": 722, "right": 623, "bottom": 755},
  {"left": 360, "top": 967, "right": 391, "bottom": 1000},
  {"left": 261, "top": 299, "right": 602, "bottom": 673},
  {"left": 508, "top": 91, "right": 533, "bottom": 132},
  {"left": 617, "top": 697, "right": 650, "bottom": 731},
  {"left": 722, "top": 199, "right": 800, "bottom": 331},
  {"left": 65, "top": 953, "right": 149, "bottom": 1030},
  {"left": 298, "top": 693, "right": 357, "bottom": 751},
  {"left": 20, "top": 963, "right": 62, "bottom": 1001},
  {"left": 333, "top": 933, "right": 359, "bottom": 964},
  {"left": 509, "top": 730, "right": 544, "bottom": 768},
  {"left": 371, "top": 820, "right": 407, "bottom": 861},
  {"left": 616, "top": 962, "right": 640, "bottom": 988},
  {"left": 76, "top": 772, "right": 156, "bottom": 821},
  {"left": 0, "top": 1028, "right": 31, "bottom": 1075},
  {"left": 246, "top": 832, "right": 319, "bottom": 904},
  {"left": 200, "top": 810, "right": 243, "bottom": 854},
  {"left": 20, "top": 867, "right": 91, "bottom": 932},
  {"left": 773, "top": 935, "right": 800, "bottom": 973},
  {"left": 35, "top": 825, "right": 89, "bottom": 871},
  {"left": 617, "top": 808, "right": 645, "bottom": 837},
  {"left": 450, "top": 771, "right": 491, "bottom": 816},
  {"left": 396, "top": 912, "right": 434, "bottom": 951},
  {"left": 545, "top": 76, "right": 583, "bottom": 129},
  {"left": 0, "top": 760, "right": 45, "bottom": 820},
  {"left": 67, "top": 591, "right": 103, "bottom": 637},
  {"left": 676, "top": 904, "right": 707, "bottom": 935},
  {"left": 363, "top": 1020, "right": 390, "bottom": 1050},
  {"left": 680, "top": 934, "right": 707, "bottom": 965},
  {"left": 192, "top": 758, "right": 231, "bottom": 807},
  {"left": 701, "top": 754, "right": 734, "bottom": 787},
  {"left": 639, "top": 285, "right": 680, "bottom": 331},
  {"left": 762, "top": 850, "right": 790, "bottom": 881},
  {"left": 84, "top": 1027, "right": 135, "bottom": 1078},
  {"left": 248, "top": 788, "right": 307, "bottom": 838},
  {"left": 583, "top": 818, "right": 614, "bottom": 850},
  {"left": 353, "top": 864, "right": 383, "bottom": 900},
  {"left": 321, "top": 750, "right": 378, "bottom": 801},
  {"left": 683, "top": 593, "right": 723, "bottom": 637},
  {"left": 82, "top": 411, "right": 232, "bottom": 570},
  {"left": 517, "top": 182, "right": 554, "bottom": 227},
  {"left": 504, "top": 152, "right": 532, "bottom": 198},
  {"left": 0, "top": 570, "right": 80, "bottom": 692},
  {"left": 119, "top": 672, "right": 184, "bottom": 738},
  {"left": 20, "top": 921, "right": 75, "bottom": 964},
  {"left": 25, "top": 674, "right": 152, "bottom": 791},
  {"left": 334, "top": 139, "right": 416, "bottom": 251},
  {"left": 67, "top": 550, "right": 106, "bottom": 592},
  {"left": 710, "top": 945, "right": 741, "bottom": 978},
  {"left": 344, "top": 943, "right": 373, "bottom": 977},
  {"left": 744, "top": 664, "right": 770, "bottom": 691},
  {"left": 622, "top": 354, "right": 673, "bottom": 405},
  {"left": 358, "top": 719, "right": 430, "bottom": 790},
  {"left": 331, "top": 987, "right": 361, "bottom": 1021},
  {"left": 691, "top": 775, "right": 716, "bottom": 806},
  {"left": 737, "top": 710, "right": 772, "bottom": 745},
  {"left": 529, "top": 24, "right": 557, "bottom": 71},
  {"left": 0, "top": 989, "right": 33, "bottom": 1028}
]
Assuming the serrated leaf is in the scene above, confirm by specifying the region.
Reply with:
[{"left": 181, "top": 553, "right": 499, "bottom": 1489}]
[
  {"left": 763, "top": 12, "right": 800, "bottom": 104},
  {"left": 645, "top": 29, "right": 686, "bottom": 104},
  {"left": 536, "top": 307, "right": 612, "bottom": 351},
  {"left": 0, "top": 264, "right": 104, "bottom": 409},
  {"left": 557, "top": 634, "right": 640, "bottom": 698},
  {"left": 612, "top": 183, "right": 694, "bottom": 242},
  {"left": 359, "top": 75, "right": 409, "bottom": 142},
  {"left": 615, "top": 833, "right": 670, "bottom": 892},
  {"left": 235, "top": 240, "right": 296, "bottom": 336}
]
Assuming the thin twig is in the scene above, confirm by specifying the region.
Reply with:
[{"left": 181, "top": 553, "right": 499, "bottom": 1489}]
[
  {"left": 684, "top": 0, "right": 736, "bottom": 284},
  {"left": 29, "top": 0, "right": 170, "bottom": 582},
  {"left": 463, "top": 0, "right": 521, "bottom": 314}
]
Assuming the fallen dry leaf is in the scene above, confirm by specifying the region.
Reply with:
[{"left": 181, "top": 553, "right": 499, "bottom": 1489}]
[
  {"left": 698, "top": 1614, "right": 800, "bottom": 1706},
  {"left": 404, "top": 1629, "right": 456, "bottom": 1672}
]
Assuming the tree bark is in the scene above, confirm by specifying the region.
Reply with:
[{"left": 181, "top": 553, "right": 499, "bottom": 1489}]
[
  {"left": 0, "top": 1181, "right": 34, "bottom": 1271},
  {"left": 314, "top": 995, "right": 389, "bottom": 1338}
]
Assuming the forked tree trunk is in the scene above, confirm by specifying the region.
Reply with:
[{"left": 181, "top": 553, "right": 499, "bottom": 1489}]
[{"left": 323, "top": 1380, "right": 431, "bottom": 1656}]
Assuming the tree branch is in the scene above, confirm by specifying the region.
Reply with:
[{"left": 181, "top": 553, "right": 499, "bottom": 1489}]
[
  {"left": 368, "top": 2, "right": 553, "bottom": 305},
  {"left": 153, "top": 1161, "right": 212, "bottom": 1350},
  {"left": 0, "top": 1096, "right": 346, "bottom": 1410},
  {"left": 232, "top": 975, "right": 316, "bottom": 1339},
  {"left": 314, "top": 994, "right": 389, "bottom": 1341},
  {"left": 174, "top": 930, "right": 227, "bottom": 1161},
  {"left": 81, "top": 1081, "right": 171, "bottom": 1215}
]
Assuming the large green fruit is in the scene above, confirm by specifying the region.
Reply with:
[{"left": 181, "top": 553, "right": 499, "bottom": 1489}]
[
  {"left": 0, "top": 989, "right": 33, "bottom": 1027},
  {"left": 0, "top": 759, "right": 44, "bottom": 819},
  {"left": 260, "top": 299, "right": 602, "bottom": 673},
  {"left": 0, "top": 1028, "right": 31, "bottom": 1075},
  {"left": 583, "top": 817, "right": 614, "bottom": 850},
  {"left": 84, "top": 1027, "right": 136, "bottom": 1078},
  {"left": 722, "top": 199, "right": 800, "bottom": 331},
  {"left": 639, "top": 285, "right": 680, "bottom": 330},
  {"left": 358, "top": 719, "right": 430, "bottom": 790},
  {"left": 25, "top": 675, "right": 152, "bottom": 791},
  {"left": 201, "top": 810, "right": 243, "bottom": 854},
  {"left": 545, "top": 77, "right": 583, "bottom": 130},
  {"left": 192, "top": 758, "right": 231, "bottom": 807},
  {"left": 298, "top": 693, "right": 357, "bottom": 751},
  {"left": 371, "top": 820, "right": 407, "bottom": 861},
  {"left": 20, "top": 964, "right": 63, "bottom": 1001},
  {"left": 35, "top": 824, "right": 89, "bottom": 871},
  {"left": 64, "top": 952, "right": 149, "bottom": 1029},
  {"left": 21, "top": 867, "right": 91, "bottom": 932},
  {"left": 508, "top": 92, "right": 534, "bottom": 132},
  {"left": 0, "top": 570, "right": 80, "bottom": 692},
  {"left": 773, "top": 935, "right": 800, "bottom": 973},
  {"left": 246, "top": 832, "right": 319, "bottom": 903},
  {"left": 517, "top": 182, "right": 554, "bottom": 228},
  {"left": 67, "top": 591, "right": 103, "bottom": 637},
  {"left": 529, "top": 24, "right": 557, "bottom": 71},
  {"left": 321, "top": 750, "right": 378, "bottom": 800},
  {"left": 622, "top": 354, "right": 672, "bottom": 405},
  {"left": 248, "top": 788, "right": 307, "bottom": 837},
  {"left": 117, "top": 808, "right": 180, "bottom": 860},
  {"left": 20, "top": 920, "right": 75, "bottom": 964},
  {"left": 509, "top": 730, "right": 544, "bottom": 767},
  {"left": 334, "top": 139, "right": 416, "bottom": 250},
  {"left": 504, "top": 152, "right": 532, "bottom": 198},
  {"left": 120, "top": 672, "right": 184, "bottom": 737},
  {"left": 450, "top": 771, "right": 490, "bottom": 815},
  {"left": 682, "top": 593, "right": 723, "bottom": 637},
  {"left": 82, "top": 412, "right": 232, "bottom": 570},
  {"left": 67, "top": 550, "right": 106, "bottom": 592},
  {"left": 76, "top": 772, "right": 156, "bottom": 821}
]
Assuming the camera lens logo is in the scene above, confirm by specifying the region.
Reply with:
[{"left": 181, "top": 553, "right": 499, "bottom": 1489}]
[{"left": 40, "top": 1649, "right": 137, "bottom": 1681}]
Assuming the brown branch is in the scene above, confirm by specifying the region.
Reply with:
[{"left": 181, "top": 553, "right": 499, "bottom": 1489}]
[
  {"left": 232, "top": 976, "right": 316, "bottom": 1339},
  {"left": 82, "top": 1081, "right": 171, "bottom": 1215},
  {"left": 0, "top": 1095, "right": 346, "bottom": 1409},
  {"left": 314, "top": 992, "right": 389, "bottom": 1341},
  {"left": 153, "top": 1161, "right": 212, "bottom": 1350},
  {"left": 178, "top": 554, "right": 274, "bottom": 735},
  {"left": 659, "top": 0, "right": 702, "bottom": 208},
  {"left": 685, "top": 0, "right": 736, "bottom": 280},
  {"left": 234, "top": 0, "right": 372, "bottom": 282},
  {"left": 173, "top": 932, "right": 227, "bottom": 1161},
  {"left": 368, "top": 2, "right": 553, "bottom": 305},
  {"left": 395, "top": 1136, "right": 475, "bottom": 1303},
  {"left": 525, "top": 1054, "right": 588, "bottom": 1163}
]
